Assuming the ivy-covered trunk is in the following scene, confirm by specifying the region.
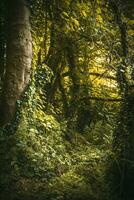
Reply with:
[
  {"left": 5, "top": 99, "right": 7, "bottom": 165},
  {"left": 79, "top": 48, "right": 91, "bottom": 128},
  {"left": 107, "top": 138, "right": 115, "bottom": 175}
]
[
  {"left": 108, "top": 1, "right": 134, "bottom": 200},
  {"left": 0, "top": 0, "right": 32, "bottom": 126},
  {"left": 0, "top": 0, "right": 5, "bottom": 85}
]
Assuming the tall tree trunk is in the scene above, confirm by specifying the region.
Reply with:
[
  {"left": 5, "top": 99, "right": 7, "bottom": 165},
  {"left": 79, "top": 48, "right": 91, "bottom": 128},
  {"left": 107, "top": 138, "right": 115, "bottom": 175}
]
[
  {"left": 109, "top": 1, "right": 134, "bottom": 200},
  {"left": 0, "top": 0, "right": 6, "bottom": 85},
  {"left": 0, "top": 0, "right": 32, "bottom": 126}
]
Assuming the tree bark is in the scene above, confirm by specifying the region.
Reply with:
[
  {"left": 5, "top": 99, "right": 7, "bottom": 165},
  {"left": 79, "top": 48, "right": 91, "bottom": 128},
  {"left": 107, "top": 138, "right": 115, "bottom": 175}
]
[
  {"left": 0, "top": 0, "right": 6, "bottom": 84},
  {"left": 0, "top": 0, "right": 32, "bottom": 126},
  {"left": 108, "top": 1, "right": 134, "bottom": 200}
]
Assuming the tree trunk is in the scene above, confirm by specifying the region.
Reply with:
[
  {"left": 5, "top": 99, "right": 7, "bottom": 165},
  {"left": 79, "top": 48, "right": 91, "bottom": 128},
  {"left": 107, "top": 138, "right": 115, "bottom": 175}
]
[
  {"left": 0, "top": 0, "right": 6, "bottom": 85},
  {"left": 109, "top": 1, "right": 134, "bottom": 200},
  {"left": 0, "top": 0, "right": 32, "bottom": 126}
]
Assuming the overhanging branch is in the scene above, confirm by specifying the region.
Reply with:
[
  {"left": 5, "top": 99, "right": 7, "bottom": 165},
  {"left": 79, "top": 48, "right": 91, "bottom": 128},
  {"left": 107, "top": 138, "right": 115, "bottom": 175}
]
[{"left": 81, "top": 96, "right": 122, "bottom": 102}]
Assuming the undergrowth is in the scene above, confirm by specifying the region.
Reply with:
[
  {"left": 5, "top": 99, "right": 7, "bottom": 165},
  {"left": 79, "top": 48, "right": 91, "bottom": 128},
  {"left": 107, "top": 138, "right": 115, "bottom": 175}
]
[{"left": 0, "top": 64, "right": 113, "bottom": 200}]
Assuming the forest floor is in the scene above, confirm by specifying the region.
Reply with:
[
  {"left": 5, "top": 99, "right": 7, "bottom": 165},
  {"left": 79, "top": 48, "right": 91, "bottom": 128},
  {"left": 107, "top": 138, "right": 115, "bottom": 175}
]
[{"left": 0, "top": 117, "right": 112, "bottom": 200}]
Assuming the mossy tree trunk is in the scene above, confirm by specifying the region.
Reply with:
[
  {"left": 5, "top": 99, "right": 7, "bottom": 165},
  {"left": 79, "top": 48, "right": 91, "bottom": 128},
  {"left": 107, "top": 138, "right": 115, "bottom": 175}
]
[
  {"left": 0, "top": 0, "right": 6, "bottom": 85},
  {"left": 109, "top": 1, "right": 134, "bottom": 200},
  {"left": 0, "top": 0, "right": 32, "bottom": 126}
]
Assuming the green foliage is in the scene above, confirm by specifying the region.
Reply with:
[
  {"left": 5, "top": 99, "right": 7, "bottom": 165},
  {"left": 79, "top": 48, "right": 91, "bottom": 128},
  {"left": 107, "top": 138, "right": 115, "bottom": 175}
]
[
  {"left": 9, "top": 116, "right": 70, "bottom": 179},
  {"left": 0, "top": 0, "right": 134, "bottom": 199}
]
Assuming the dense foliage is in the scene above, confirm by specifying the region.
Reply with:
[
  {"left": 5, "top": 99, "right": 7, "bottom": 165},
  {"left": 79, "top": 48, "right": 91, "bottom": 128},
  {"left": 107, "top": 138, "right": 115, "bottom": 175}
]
[{"left": 0, "top": 0, "right": 134, "bottom": 200}]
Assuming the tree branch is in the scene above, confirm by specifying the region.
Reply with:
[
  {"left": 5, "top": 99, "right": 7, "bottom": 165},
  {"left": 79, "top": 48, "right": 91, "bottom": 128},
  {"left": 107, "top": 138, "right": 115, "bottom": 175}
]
[{"left": 81, "top": 96, "right": 122, "bottom": 102}]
